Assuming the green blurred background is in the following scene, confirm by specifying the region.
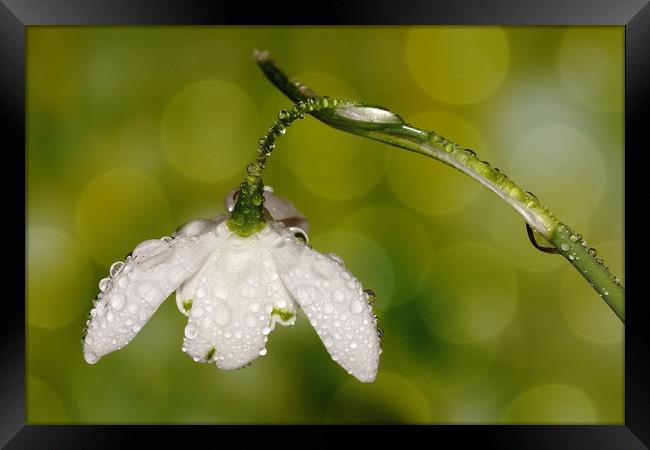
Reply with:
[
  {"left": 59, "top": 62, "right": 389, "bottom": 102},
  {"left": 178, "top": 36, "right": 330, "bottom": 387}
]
[{"left": 26, "top": 26, "right": 624, "bottom": 424}]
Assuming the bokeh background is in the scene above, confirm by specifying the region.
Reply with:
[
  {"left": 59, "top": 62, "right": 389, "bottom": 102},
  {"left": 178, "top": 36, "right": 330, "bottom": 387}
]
[{"left": 26, "top": 26, "right": 624, "bottom": 424}]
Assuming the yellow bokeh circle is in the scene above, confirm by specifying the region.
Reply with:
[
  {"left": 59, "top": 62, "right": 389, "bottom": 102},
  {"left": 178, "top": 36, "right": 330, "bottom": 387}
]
[
  {"left": 27, "top": 375, "right": 69, "bottom": 423},
  {"left": 507, "top": 123, "right": 606, "bottom": 225},
  {"left": 27, "top": 226, "right": 94, "bottom": 328},
  {"left": 558, "top": 28, "right": 623, "bottom": 112},
  {"left": 388, "top": 110, "right": 488, "bottom": 216},
  {"left": 75, "top": 168, "right": 172, "bottom": 266},
  {"left": 338, "top": 205, "right": 432, "bottom": 306},
  {"left": 406, "top": 27, "right": 510, "bottom": 104},
  {"left": 420, "top": 242, "right": 518, "bottom": 343},
  {"left": 162, "top": 79, "right": 258, "bottom": 182},
  {"left": 269, "top": 72, "right": 387, "bottom": 201},
  {"left": 504, "top": 384, "right": 597, "bottom": 423}
]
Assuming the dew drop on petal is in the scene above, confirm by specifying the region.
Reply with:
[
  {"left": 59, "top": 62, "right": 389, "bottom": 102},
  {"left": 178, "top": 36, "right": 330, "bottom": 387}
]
[
  {"left": 326, "top": 253, "right": 345, "bottom": 266},
  {"left": 99, "top": 278, "right": 112, "bottom": 293},
  {"left": 350, "top": 300, "right": 364, "bottom": 314},
  {"left": 259, "top": 348, "right": 267, "bottom": 356},
  {"left": 184, "top": 324, "right": 198, "bottom": 339},
  {"left": 110, "top": 293, "right": 126, "bottom": 310},
  {"left": 110, "top": 261, "right": 125, "bottom": 278},
  {"left": 332, "top": 290, "right": 346, "bottom": 303},
  {"left": 201, "top": 316, "right": 213, "bottom": 328},
  {"left": 312, "top": 261, "right": 333, "bottom": 279},
  {"left": 84, "top": 351, "right": 99, "bottom": 364},
  {"left": 213, "top": 287, "right": 228, "bottom": 300},
  {"left": 214, "top": 304, "right": 232, "bottom": 326}
]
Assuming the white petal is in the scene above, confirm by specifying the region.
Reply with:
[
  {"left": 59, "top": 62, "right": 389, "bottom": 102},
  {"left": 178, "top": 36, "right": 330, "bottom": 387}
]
[
  {"left": 267, "top": 223, "right": 381, "bottom": 382},
  {"left": 181, "top": 224, "right": 296, "bottom": 369},
  {"left": 82, "top": 218, "right": 225, "bottom": 364}
]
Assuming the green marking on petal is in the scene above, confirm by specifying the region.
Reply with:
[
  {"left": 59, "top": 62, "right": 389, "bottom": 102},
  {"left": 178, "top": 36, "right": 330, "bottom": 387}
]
[
  {"left": 182, "top": 299, "right": 193, "bottom": 312},
  {"left": 272, "top": 307, "right": 294, "bottom": 322},
  {"left": 206, "top": 346, "right": 216, "bottom": 361}
]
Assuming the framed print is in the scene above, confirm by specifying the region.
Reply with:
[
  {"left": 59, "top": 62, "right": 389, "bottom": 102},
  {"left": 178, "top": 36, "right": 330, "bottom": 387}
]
[{"left": 4, "top": 0, "right": 649, "bottom": 447}]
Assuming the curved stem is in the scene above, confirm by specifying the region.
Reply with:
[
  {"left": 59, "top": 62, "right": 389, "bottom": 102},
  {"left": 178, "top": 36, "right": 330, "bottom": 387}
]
[
  {"left": 254, "top": 50, "right": 625, "bottom": 323},
  {"left": 227, "top": 80, "right": 356, "bottom": 236}
]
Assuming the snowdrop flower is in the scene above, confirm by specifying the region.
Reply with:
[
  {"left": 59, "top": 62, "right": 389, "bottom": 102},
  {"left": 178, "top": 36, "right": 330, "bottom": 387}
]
[
  {"left": 82, "top": 97, "right": 385, "bottom": 382},
  {"left": 82, "top": 188, "right": 382, "bottom": 382}
]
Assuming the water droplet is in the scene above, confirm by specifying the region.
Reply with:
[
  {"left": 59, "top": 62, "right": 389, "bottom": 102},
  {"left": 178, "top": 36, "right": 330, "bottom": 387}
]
[
  {"left": 137, "top": 281, "right": 161, "bottom": 305},
  {"left": 324, "top": 303, "right": 334, "bottom": 314},
  {"left": 326, "top": 253, "right": 345, "bottom": 266},
  {"left": 190, "top": 306, "right": 204, "bottom": 318},
  {"left": 244, "top": 314, "right": 257, "bottom": 328},
  {"left": 259, "top": 348, "right": 267, "bottom": 356},
  {"left": 184, "top": 325, "right": 198, "bottom": 339},
  {"left": 332, "top": 290, "right": 345, "bottom": 303},
  {"left": 110, "top": 261, "right": 125, "bottom": 277},
  {"left": 568, "top": 254, "right": 576, "bottom": 261},
  {"left": 106, "top": 311, "right": 114, "bottom": 322},
  {"left": 262, "top": 326, "right": 271, "bottom": 335},
  {"left": 560, "top": 243, "right": 570, "bottom": 252},
  {"left": 588, "top": 247, "right": 598, "bottom": 257},
  {"left": 350, "top": 300, "right": 364, "bottom": 314},
  {"left": 196, "top": 287, "right": 206, "bottom": 299},
  {"left": 99, "top": 278, "right": 112, "bottom": 293},
  {"left": 312, "top": 261, "right": 333, "bottom": 279},
  {"left": 110, "top": 293, "right": 126, "bottom": 310},
  {"left": 249, "top": 302, "right": 260, "bottom": 313},
  {"left": 84, "top": 351, "right": 99, "bottom": 364},
  {"left": 214, "top": 304, "right": 232, "bottom": 326},
  {"left": 127, "top": 303, "right": 138, "bottom": 314},
  {"left": 295, "top": 284, "right": 319, "bottom": 305},
  {"left": 350, "top": 342, "right": 358, "bottom": 349}
]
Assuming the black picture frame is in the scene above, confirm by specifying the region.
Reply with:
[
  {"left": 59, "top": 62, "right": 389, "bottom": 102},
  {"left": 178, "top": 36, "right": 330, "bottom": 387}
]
[{"left": 4, "top": 0, "right": 649, "bottom": 447}]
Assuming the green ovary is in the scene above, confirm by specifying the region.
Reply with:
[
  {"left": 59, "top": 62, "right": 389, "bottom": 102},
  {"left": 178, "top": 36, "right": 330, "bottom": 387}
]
[{"left": 272, "top": 308, "right": 294, "bottom": 322}]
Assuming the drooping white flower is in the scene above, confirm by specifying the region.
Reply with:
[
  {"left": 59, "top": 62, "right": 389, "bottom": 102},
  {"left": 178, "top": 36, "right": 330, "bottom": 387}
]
[{"left": 82, "top": 189, "right": 381, "bottom": 382}]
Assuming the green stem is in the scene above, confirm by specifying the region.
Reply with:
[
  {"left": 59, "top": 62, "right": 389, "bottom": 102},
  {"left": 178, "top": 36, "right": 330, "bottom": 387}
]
[
  {"left": 254, "top": 50, "right": 625, "bottom": 323},
  {"left": 226, "top": 83, "right": 356, "bottom": 236}
]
